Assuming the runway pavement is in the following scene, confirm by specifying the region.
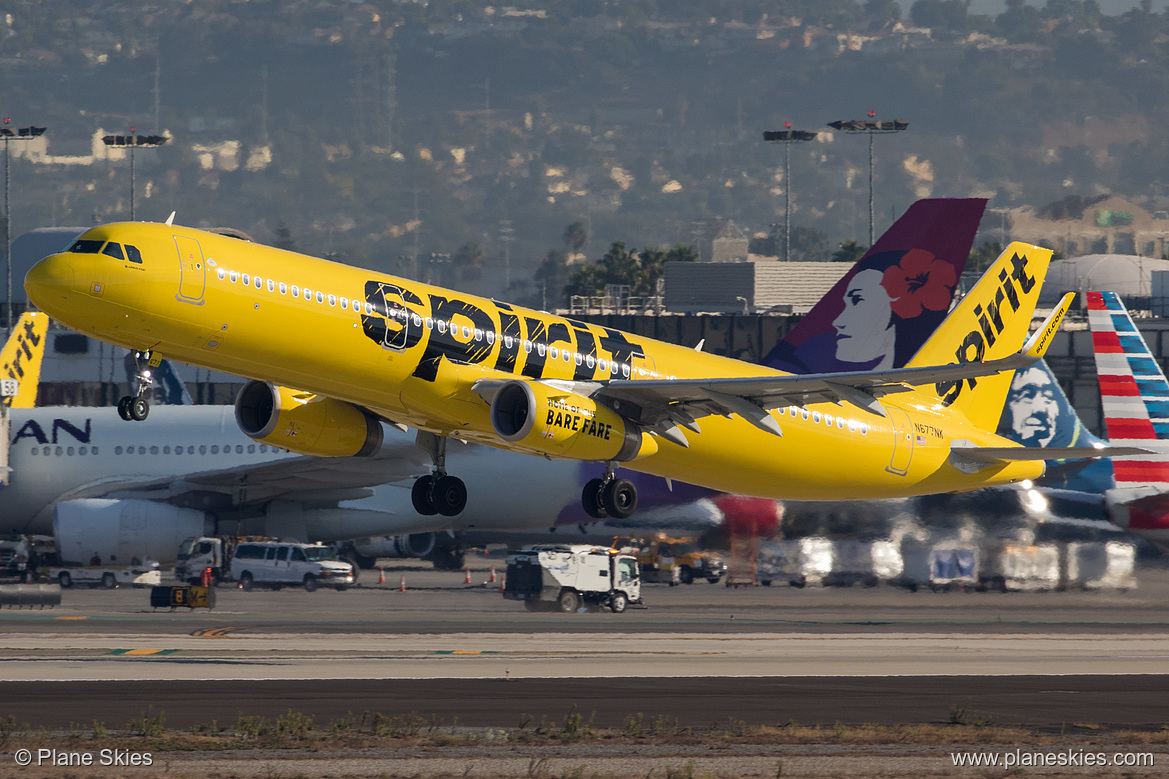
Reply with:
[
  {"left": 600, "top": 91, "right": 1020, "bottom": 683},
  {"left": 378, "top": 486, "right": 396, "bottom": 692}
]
[{"left": 2, "top": 563, "right": 1169, "bottom": 732}]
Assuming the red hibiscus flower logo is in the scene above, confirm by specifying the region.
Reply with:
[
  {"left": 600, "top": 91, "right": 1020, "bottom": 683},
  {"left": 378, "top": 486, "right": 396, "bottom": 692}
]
[{"left": 880, "top": 248, "right": 957, "bottom": 319}]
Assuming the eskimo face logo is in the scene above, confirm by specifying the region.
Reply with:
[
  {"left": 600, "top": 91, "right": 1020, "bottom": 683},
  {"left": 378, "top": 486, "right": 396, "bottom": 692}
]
[{"left": 935, "top": 252, "right": 1036, "bottom": 405}]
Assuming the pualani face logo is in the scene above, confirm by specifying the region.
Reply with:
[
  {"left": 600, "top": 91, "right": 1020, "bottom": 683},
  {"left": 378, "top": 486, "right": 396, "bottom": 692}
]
[
  {"left": 935, "top": 252, "right": 1036, "bottom": 405},
  {"left": 359, "top": 278, "right": 648, "bottom": 384}
]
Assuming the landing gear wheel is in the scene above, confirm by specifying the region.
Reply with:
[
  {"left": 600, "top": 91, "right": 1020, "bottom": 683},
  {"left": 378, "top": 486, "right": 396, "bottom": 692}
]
[
  {"left": 117, "top": 396, "right": 133, "bottom": 421},
  {"left": 303, "top": 575, "right": 318, "bottom": 592},
  {"left": 57, "top": 571, "right": 72, "bottom": 589},
  {"left": 411, "top": 475, "right": 437, "bottom": 515},
  {"left": 557, "top": 589, "right": 581, "bottom": 613},
  {"left": 239, "top": 572, "right": 254, "bottom": 591},
  {"left": 433, "top": 475, "right": 467, "bottom": 517},
  {"left": 582, "top": 478, "right": 608, "bottom": 519},
  {"left": 610, "top": 592, "right": 628, "bottom": 613},
  {"left": 129, "top": 397, "right": 150, "bottom": 421},
  {"left": 101, "top": 572, "right": 116, "bottom": 589},
  {"left": 602, "top": 478, "right": 637, "bottom": 519}
]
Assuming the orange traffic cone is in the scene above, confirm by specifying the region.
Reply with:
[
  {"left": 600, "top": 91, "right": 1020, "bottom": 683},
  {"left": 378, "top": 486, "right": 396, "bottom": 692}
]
[
  {"left": 488, "top": 566, "right": 497, "bottom": 584},
  {"left": 377, "top": 567, "right": 385, "bottom": 585},
  {"left": 499, "top": 575, "right": 506, "bottom": 594},
  {"left": 464, "top": 566, "right": 472, "bottom": 584},
  {"left": 399, "top": 574, "right": 406, "bottom": 592}
]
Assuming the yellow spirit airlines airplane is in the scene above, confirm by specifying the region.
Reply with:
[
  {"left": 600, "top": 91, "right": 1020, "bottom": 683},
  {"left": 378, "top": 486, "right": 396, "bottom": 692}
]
[
  {"left": 2, "top": 312, "right": 49, "bottom": 409},
  {"left": 24, "top": 221, "right": 1134, "bottom": 520}
]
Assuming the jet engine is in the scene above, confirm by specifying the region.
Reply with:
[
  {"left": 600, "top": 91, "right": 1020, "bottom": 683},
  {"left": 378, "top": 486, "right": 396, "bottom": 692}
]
[
  {"left": 488, "top": 379, "right": 655, "bottom": 462},
  {"left": 235, "top": 380, "right": 383, "bottom": 457},
  {"left": 53, "top": 499, "right": 214, "bottom": 565}
]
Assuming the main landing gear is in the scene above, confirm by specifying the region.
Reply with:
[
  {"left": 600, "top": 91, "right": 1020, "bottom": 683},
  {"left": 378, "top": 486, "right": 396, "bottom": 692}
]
[
  {"left": 117, "top": 350, "right": 155, "bottom": 422},
  {"left": 410, "top": 431, "right": 468, "bottom": 517},
  {"left": 581, "top": 462, "right": 638, "bottom": 520}
]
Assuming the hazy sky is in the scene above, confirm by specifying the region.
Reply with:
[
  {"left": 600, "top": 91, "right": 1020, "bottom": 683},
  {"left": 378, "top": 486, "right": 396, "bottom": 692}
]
[{"left": 968, "top": 0, "right": 1169, "bottom": 12}]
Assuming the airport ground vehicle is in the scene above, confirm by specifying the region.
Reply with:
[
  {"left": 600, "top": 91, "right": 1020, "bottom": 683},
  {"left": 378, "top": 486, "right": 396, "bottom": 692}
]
[
  {"left": 627, "top": 536, "right": 725, "bottom": 585},
  {"left": 0, "top": 535, "right": 35, "bottom": 577},
  {"left": 174, "top": 536, "right": 230, "bottom": 586},
  {"left": 50, "top": 560, "right": 161, "bottom": 589},
  {"left": 503, "top": 544, "right": 641, "bottom": 613},
  {"left": 229, "top": 541, "right": 354, "bottom": 592}
]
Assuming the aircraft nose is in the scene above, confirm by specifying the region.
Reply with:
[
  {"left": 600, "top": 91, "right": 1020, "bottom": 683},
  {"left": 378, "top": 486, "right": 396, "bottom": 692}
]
[{"left": 24, "top": 254, "right": 75, "bottom": 312}]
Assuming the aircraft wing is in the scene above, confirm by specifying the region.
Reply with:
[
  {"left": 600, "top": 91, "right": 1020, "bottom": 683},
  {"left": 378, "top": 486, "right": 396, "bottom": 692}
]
[
  {"left": 66, "top": 442, "right": 430, "bottom": 508},
  {"left": 595, "top": 295, "right": 1074, "bottom": 441}
]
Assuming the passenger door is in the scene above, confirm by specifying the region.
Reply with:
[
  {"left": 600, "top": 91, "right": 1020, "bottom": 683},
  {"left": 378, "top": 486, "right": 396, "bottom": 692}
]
[{"left": 174, "top": 235, "right": 206, "bottom": 304}]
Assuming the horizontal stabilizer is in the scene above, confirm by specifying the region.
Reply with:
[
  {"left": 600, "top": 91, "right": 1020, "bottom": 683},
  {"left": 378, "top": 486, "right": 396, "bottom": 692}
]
[{"left": 949, "top": 441, "right": 1149, "bottom": 474}]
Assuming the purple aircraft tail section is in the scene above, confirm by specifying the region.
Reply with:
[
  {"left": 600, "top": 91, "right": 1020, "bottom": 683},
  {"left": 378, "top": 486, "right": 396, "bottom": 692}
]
[{"left": 763, "top": 198, "right": 986, "bottom": 374}]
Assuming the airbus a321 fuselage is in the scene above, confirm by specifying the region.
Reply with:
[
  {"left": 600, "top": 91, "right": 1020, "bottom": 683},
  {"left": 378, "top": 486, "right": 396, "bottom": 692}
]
[{"left": 25, "top": 221, "right": 1088, "bottom": 519}]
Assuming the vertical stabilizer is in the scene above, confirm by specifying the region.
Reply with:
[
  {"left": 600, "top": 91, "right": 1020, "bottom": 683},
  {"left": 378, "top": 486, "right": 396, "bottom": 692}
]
[
  {"left": 1087, "top": 290, "right": 1169, "bottom": 489},
  {"left": 763, "top": 198, "right": 986, "bottom": 373},
  {"left": 907, "top": 242, "right": 1053, "bottom": 431},
  {"left": 1, "top": 312, "right": 49, "bottom": 409}
]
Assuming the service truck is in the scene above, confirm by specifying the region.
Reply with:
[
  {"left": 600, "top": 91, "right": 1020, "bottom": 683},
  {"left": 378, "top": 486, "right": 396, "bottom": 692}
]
[
  {"left": 628, "top": 536, "right": 726, "bottom": 585},
  {"left": 503, "top": 544, "right": 641, "bottom": 613},
  {"left": 50, "top": 560, "right": 162, "bottom": 589},
  {"left": 174, "top": 536, "right": 231, "bottom": 586}
]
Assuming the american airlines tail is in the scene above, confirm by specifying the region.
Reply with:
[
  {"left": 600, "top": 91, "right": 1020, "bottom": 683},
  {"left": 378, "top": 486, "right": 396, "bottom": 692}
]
[
  {"left": 1087, "top": 290, "right": 1169, "bottom": 546},
  {"left": 1, "top": 312, "right": 49, "bottom": 408}
]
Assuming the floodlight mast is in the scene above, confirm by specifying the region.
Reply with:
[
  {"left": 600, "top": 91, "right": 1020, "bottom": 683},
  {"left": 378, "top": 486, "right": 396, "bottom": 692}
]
[
  {"left": 762, "top": 127, "right": 817, "bottom": 261},
  {"left": 827, "top": 117, "right": 908, "bottom": 245},
  {"left": 2, "top": 120, "right": 46, "bottom": 331},
  {"left": 102, "top": 130, "right": 168, "bottom": 221}
]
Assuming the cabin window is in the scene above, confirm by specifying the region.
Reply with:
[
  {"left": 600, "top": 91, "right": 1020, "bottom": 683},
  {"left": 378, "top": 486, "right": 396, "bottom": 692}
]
[
  {"left": 340, "top": 298, "right": 348, "bottom": 310},
  {"left": 210, "top": 446, "right": 219, "bottom": 454},
  {"left": 549, "top": 346, "right": 558, "bottom": 360},
  {"left": 316, "top": 291, "right": 324, "bottom": 304},
  {"left": 621, "top": 363, "right": 630, "bottom": 378},
  {"left": 68, "top": 239, "right": 104, "bottom": 253},
  {"left": 279, "top": 283, "right": 288, "bottom": 295},
  {"left": 586, "top": 355, "right": 596, "bottom": 369},
  {"left": 575, "top": 353, "right": 583, "bottom": 365},
  {"left": 163, "top": 446, "right": 171, "bottom": 454},
  {"left": 242, "top": 274, "right": 250, "bottom": 286},
  {"left": 486, "top": 331, "right": 495, "bottom": 345},
  {"left": 236, "top": 445, "right": 244, "bottom": 453},
  {"left": 848, "top": 421, "right": 856, "bottom": 433},
  {"left": 437, "top": 320, "right": 447, "bottom": 334},
  {"left": 523, "top": 340, "right": 532, "bottom": 354},
  {"left": 837, "top": 417, "right": 845, "bottom": 429},
  {"left": 199, "top": 445, "right": 207, "bottom": 454},
  {"left": 861, "top": 424, "right": 868, "bottom": 435},
  {"left": 474, "top": 328, "right": 483, "bottom": 342},
  {"left": 254, "top": 276, "right": 262, "bottom": 289},
  {"left": 412, "top": 313, "right": 421, "bottom": 327},
  {"left": 328, "top": 294, "right": 336, "bottom": 307},
  {"left": 812, "top": 411, "right": 821, "bottom": 424},
  {"left": 115, "top": 446, "right": 123, "bottom": 455},
  {"left": 267, "top": 279, "right": 275, "bottom": 292},
  {"left": 303, "top": 287, "right": 312, "bottom": 300},
  {"left": 79, "top": 446, "right": 88, "bottom": 455},
  {"left": 125, "top": 244, "right": 144, "bottom": 264},
  {"left": 825, "top": 414, "right": 833, "bottom": 426},
  {"left": 801, "top": 409, "right": 810, "bottom": 421},
  {"left": 504, "top": 335, "right": 514, "bottom": 349},
  {"left": 291, "top": 285, "right": 300, "bottom": 297},
  {"left": 217, "top": 268, "right": 226, "bottom": 280},
  {"left": 66, "top": 446, "right": 74, "bottom": 456},
  {"left": 150, "top": 446, "right": 159, "bottom": 455},
  {"left": 229, "top": 271, "right": 239, "bottom": 283}
]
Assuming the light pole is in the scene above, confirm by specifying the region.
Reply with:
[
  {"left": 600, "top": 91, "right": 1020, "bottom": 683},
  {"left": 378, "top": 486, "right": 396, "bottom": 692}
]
[
  {"left": 102, "top": 129, "right": 168, "bottom": 221},
  {"left": 763, "top": 126, "right": 817, "bottom": 261},
  {"left": 2, "top": 120, "right": 46, "bottom": 331},
  {"left": 827, "top": 115, "right": 908, "bottom": 245}
]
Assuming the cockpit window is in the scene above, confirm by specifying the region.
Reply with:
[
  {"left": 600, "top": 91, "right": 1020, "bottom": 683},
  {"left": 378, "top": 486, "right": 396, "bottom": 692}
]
[
  {"left": 101, "top": 242, "right": 125, "bottom": 261},
  {"left": 125, "top": 244, "right": 144, "bottom": 264},
  {"left": 68, "top": 240, "right": 104, "bottom": 253}
]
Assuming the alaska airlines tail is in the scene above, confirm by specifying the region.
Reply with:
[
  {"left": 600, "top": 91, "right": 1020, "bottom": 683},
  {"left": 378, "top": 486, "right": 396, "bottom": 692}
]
[
  {"left": 906, "top": 242, "right": 1054, "bottom": 431},
  {"left": 996, "top": 358, "right": 1112, "bottom": 493},
  {"left": 763, "top": 198, "right": 986, "bottom": 373},
  {"left": 1, "top": 312, "right": 49, "bottom": 408}
]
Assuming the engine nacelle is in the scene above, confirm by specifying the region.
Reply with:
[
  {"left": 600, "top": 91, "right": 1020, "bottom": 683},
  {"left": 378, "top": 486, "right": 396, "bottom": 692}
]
[
  {"left": 53, "top": 499, "right": 214, "bottom": 566},
  {"left": 235, "top": 380, "right": 383, "bottom": 458},
  {"left": 489, "top": 380, "right": 656, "bottom": 462}
]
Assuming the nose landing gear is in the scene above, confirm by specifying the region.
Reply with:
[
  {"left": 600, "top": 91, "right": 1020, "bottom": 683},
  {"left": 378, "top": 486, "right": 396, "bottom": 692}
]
[
  {"left": 582, "top": 462, "right": 638, "bottom": 520},
  {"left": 117, "top": 350, "right": 155, "bottom": 422},
  {"left": 411, "top": 431, "right": 468, "bottom": 517}
]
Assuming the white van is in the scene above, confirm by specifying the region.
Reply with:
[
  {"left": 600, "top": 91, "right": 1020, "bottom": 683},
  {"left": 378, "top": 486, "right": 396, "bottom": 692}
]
[{"left": 230, "top": 542, "right": 354, "bottom": 592}]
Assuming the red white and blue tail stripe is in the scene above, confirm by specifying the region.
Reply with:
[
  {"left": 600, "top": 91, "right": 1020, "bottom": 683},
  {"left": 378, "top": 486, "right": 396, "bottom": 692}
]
[{"left": 1087, "top": 290, "right": 1169, "bottom": 489}]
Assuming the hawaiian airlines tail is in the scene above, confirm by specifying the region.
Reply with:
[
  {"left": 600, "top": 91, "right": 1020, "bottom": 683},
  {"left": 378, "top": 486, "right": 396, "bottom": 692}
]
[
  {"left": 1, "top": 312, "right": 49, "bottom": 408},
  {"left": 763, "top": 198, "right": 986, "bottom": 374},
  {"left": 907, "top": 242, "right": 1059, "bottom": 431}
]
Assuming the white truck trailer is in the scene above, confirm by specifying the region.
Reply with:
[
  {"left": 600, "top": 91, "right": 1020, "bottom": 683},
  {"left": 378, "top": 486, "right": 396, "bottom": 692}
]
[{"left": 503, "top": 544, "right": 641, "bottom": 613}]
